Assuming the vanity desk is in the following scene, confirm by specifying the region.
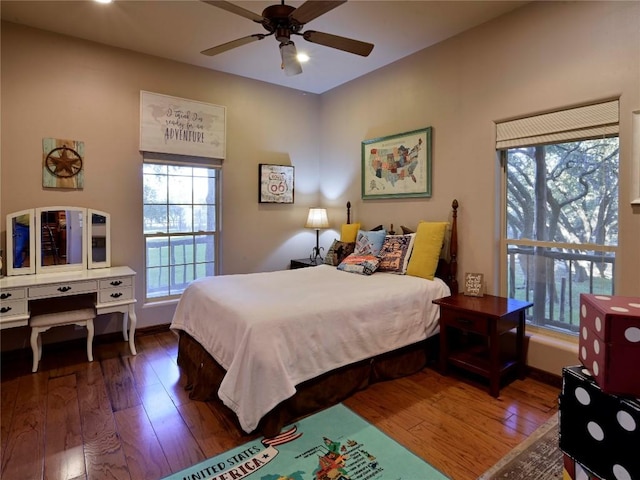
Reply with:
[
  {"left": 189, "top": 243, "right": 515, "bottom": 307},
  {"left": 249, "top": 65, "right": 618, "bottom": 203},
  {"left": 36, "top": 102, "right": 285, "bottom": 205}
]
[
  {"left": 1, "top": 206, "right": 138, "bottom": 356},
  {"left": 0, "top": 266, "right": 137, "bottom": 354}
]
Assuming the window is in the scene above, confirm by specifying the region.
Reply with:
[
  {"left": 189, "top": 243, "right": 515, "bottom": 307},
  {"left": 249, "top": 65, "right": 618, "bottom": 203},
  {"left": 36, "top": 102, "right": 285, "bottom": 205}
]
[
  {"left": 498, "top": 100, "right": 619, "bottom": 335},
  {"left": 143, "top": 160, "right": 220, "bottom": 301}
]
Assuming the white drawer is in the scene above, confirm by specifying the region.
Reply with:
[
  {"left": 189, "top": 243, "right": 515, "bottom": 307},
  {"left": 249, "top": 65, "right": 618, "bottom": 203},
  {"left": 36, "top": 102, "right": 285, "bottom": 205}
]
[
  {"left": 0, "top": 299, "right": 28, "bottom": 318},
  {"left": 99, "top": 276, "right": 133, "bottom": 289},
  {"left": 99, "top": 286, "right": 134, "bottom": 304},
  {"left": 0, "top": 287, "right": 27, "bottom": 301},
  {"left": 29, "top": 280, "right": 97, "bottom": 299}
]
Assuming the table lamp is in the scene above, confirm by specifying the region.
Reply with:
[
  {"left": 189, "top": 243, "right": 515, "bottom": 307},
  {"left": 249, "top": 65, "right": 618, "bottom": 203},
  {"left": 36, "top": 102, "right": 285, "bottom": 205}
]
[{"left": 305, "top": 208, "right": 329, "bottom": 264}]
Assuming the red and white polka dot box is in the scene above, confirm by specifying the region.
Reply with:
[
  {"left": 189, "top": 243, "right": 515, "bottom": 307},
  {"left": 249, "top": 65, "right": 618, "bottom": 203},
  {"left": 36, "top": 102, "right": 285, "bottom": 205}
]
[{"left": 579, "top": 294, "right": 640, "bottom": 397}]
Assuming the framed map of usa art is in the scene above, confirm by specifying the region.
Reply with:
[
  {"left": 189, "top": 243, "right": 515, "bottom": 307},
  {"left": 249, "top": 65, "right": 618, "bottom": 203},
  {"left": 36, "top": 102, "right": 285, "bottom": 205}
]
[{"left": 361, "top": 127, "right": 432, "bottom": 200}]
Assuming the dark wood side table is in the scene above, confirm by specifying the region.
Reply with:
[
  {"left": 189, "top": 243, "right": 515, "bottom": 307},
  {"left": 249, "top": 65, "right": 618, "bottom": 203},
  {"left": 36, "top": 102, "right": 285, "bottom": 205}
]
[
  {"left": 290, "top": 258, "right": 322, "bottom": 269},
  {"left": 433, "top": 293, "right": 533, "bottom": 397}
]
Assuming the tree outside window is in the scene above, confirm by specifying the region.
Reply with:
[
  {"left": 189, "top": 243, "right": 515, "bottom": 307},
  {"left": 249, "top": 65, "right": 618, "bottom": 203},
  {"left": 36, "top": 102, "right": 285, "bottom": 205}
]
[{"left": 504, "top": 137, "right": 619, "bottom": 334}]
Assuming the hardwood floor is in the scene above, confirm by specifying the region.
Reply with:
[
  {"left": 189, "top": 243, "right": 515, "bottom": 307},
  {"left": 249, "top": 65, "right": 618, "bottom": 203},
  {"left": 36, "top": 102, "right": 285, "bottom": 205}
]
[{"left": 1, "top": 331, "right": 560, "bottom": 480}]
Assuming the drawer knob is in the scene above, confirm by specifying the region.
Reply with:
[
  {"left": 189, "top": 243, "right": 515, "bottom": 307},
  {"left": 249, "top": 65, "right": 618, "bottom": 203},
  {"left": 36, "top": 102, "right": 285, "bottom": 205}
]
[
  {"left": 110, "top": 281, "right": 123, "bottom": 286},
  {"left": 57, "top": 286, "right": 72, "bottom": 292},
  {"left": 1, "top": 307, "right": 12, "bottom": 313},
  {"left": 110, "top": 292, "right": 123, "bottom": 298},
  {"left": 456, "top": 317, "right": 473, "bottom": 325},
  {"left": 0, "top": 293, "right": 11, "bottom": 300}
]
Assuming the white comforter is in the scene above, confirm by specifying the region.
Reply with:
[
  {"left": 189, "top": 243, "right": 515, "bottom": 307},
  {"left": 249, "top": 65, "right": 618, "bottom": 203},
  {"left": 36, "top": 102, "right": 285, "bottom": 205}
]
[{"left": 170, "top": 265, "right": 450, "bottom": 433}]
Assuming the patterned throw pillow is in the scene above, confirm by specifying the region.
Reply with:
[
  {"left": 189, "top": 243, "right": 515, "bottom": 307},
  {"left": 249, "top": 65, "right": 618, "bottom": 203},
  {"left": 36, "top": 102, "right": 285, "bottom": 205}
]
[
  {"left": 337, "top": 253, "right": 381, "bottom": 275},
  {"left": 354, "top": 229, "right": 387, "bottom": 256},
  {"left": 378, "top": 234, "right": 416, "bottom": 274},
  {"left": 324, "top": 240, "right": 356, "bottom": 266}
]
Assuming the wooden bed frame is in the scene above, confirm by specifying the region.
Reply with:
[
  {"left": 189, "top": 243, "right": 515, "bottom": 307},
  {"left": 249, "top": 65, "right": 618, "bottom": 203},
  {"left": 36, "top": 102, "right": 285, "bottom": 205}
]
[{"left": 176, "top": 199, "right": 459, "bottom": 436}]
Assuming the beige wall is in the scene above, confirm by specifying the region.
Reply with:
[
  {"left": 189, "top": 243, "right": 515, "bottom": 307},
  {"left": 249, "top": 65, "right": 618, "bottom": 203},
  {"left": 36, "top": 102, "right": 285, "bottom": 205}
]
[
  {"left": 2, "top": 1, "right": 639, "bottom": 374},
  {"left": 319, "top": 0, "right": 640, "bottom": 375},
  {"left": 1, "top": 21, "right": 322, "bottom": 347},
  {"left": 321, "top": 0, "right": 640, "bottom": 296}
]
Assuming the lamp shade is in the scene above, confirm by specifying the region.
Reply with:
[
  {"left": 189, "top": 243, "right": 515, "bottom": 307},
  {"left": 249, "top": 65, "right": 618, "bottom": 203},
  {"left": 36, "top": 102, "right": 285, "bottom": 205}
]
[{"left": 304, "top": 208, "right": 329, "bottom": 229}]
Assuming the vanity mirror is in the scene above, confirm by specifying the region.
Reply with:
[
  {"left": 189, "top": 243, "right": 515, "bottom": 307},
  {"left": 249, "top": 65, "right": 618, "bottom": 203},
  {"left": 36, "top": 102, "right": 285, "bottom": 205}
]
[
  {"left": 88, "top": 209, "right": 111, "bottom": 269},
  {"left": 6, "top": 209, "right": 36, "bottom": 276},
  {"left": 36, "top": 206, "right": 87, "bottom": 273},
  {"left": 5, "top": 207, "right": 111, "bottom": 276}
]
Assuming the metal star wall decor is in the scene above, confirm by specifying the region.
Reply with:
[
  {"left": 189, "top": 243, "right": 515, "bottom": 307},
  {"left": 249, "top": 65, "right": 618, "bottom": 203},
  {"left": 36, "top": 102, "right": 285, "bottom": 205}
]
[{"left": 42, "top": 138, "right": 85, "bottom": 189}]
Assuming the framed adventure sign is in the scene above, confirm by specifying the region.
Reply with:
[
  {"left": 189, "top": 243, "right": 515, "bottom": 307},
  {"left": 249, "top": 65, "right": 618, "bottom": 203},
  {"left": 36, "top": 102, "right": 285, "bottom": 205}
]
[
  {"left": 259, "top": 164, "right": 294, "bottom": 203},
  {"left": 362, "top": 127, "right": 432, "bottom": 200},
  {"left": 464, "top": 272, "right": 484, "bottom": 297},
  {"left": 139, "top": 91, "right": 226, "bottom": 159}
]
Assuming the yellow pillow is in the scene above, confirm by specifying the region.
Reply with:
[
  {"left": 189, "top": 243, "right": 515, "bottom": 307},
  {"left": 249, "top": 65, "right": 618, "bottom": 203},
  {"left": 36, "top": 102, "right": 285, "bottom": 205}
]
[
  {"left": 406, "top": 221, "right": 449, "bottom": 280},
  {"left": 340, "top": 223, "right": 361, "bottom": 243}
]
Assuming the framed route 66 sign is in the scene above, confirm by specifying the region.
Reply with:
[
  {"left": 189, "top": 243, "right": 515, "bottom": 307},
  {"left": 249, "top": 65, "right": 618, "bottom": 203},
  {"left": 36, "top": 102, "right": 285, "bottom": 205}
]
[{"left": 259, "top": 164, "right": 294, "bottom": 204}]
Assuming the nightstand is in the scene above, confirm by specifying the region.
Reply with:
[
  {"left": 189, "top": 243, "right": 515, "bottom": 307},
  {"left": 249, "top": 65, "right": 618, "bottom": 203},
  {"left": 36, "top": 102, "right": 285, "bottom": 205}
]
[
  {"left": 290, "top": 258, "right": 322, "bottom": 269},
  {"left": 433, "top": 293, "right": 533, "bottom": 397}
]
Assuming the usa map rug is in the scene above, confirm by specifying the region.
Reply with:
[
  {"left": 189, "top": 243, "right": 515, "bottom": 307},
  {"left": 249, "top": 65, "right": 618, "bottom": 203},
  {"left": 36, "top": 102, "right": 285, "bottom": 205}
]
[{"left": 163, "top": 403, "right": 448, "bottom": 480}]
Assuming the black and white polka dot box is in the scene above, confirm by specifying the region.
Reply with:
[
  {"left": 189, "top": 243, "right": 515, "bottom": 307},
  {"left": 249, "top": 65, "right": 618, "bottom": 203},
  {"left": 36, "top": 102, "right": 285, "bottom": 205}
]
[
  {"left": 559, "top": 365, "right": 639, "bottom": 480},
  {"left": 579, "top": 294, "right": 640, "bottom": 397}
]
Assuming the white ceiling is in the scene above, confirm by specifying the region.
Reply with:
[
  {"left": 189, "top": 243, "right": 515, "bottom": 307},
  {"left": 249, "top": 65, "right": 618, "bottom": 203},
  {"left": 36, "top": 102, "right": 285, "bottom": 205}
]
[{"left": 1, "top": 0, "right": 528, "bottom": 94}]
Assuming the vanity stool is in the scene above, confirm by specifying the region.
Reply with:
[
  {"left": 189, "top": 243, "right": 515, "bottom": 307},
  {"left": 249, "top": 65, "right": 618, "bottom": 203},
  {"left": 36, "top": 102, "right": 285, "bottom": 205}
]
[{"left": 30, "top": 307, "right": 96, "bottom": 372}]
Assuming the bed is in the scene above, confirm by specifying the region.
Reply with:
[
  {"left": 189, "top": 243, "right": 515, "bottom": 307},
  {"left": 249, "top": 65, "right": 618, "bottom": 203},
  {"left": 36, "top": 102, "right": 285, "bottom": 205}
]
[{"left": 170, "top": 199, "right": 459, "bottom": 436}]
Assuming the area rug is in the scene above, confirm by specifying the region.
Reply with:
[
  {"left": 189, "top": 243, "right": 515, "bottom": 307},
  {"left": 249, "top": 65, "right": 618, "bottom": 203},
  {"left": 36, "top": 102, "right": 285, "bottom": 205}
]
[
  {"left": 163, "top": 403, "right": 448, "bottom": 480},
  {"left": 478, "top": 414, "right": 562, "bottom": 479}
]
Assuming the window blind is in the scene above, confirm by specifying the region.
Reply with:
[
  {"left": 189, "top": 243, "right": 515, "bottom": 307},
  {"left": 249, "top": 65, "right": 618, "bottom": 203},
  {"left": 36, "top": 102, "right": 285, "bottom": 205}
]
[
  {"left": 496, "top": 99, "right": 619, "bottom": 149},
  {"left": 142, "top": 152, "right": 222, "bottom": 169}
]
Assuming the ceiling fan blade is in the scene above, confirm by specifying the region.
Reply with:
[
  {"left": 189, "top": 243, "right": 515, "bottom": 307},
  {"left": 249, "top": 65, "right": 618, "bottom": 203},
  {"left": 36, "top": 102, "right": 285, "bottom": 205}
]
[
  {"left": 302, "top": 30, "right": 374, "bottom": 57},
  {"left": 290, "top": 1, "right": 346, "bottom": 25},
  {"left": 201, "top": 1, "right": 264, "bottom": 23},
  {"left": 279, "top": 41, "right": 303, "bottom": 76},
  {"left": 201, "top": 34, "right": 266, "bottom": 56}
]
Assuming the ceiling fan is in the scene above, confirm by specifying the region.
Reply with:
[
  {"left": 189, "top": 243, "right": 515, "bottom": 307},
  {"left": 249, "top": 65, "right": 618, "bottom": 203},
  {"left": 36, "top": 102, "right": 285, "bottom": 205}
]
[{"left": 200, "top": 0, "right": 374, "bottom": 76}]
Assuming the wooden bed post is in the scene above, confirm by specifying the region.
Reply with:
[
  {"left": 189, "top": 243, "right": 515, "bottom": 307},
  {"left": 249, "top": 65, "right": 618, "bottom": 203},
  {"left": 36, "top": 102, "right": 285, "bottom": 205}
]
[{"left": 450, "top": 199, "right": 459, "bottom": 295}]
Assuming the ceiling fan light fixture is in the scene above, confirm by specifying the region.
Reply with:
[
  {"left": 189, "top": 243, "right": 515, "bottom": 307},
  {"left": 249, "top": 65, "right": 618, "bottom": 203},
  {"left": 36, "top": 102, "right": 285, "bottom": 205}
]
[
  {"left": 201, "top": 1, "right": 375, "bottom": 71},
  {"left": 297, "top": 52, "right": 310, "bottom": 63},
  {"left": 275, "top": 27, "right": 291, "bottom": 44},
  {"left": 280, "top": 41, "right": 302, "bottom": 76}
]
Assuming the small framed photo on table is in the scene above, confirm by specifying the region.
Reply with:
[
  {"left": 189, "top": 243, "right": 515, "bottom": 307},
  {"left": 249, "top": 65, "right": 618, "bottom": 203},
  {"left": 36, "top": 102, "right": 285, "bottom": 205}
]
[
  {"left": 464, "top": 272, "right": 484, "bottom": 297},
  {"left": 259, "top": 164, "right": 294, "bottom": 204}
]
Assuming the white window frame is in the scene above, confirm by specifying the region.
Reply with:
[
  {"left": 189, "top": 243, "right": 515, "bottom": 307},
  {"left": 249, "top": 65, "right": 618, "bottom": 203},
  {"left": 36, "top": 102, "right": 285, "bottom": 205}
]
[
  {"left": 497, "top": 100, "right": 619, "bottom": 336},
  {"left": 142, "top": 153, "right": 222, "bottom": 302}
]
